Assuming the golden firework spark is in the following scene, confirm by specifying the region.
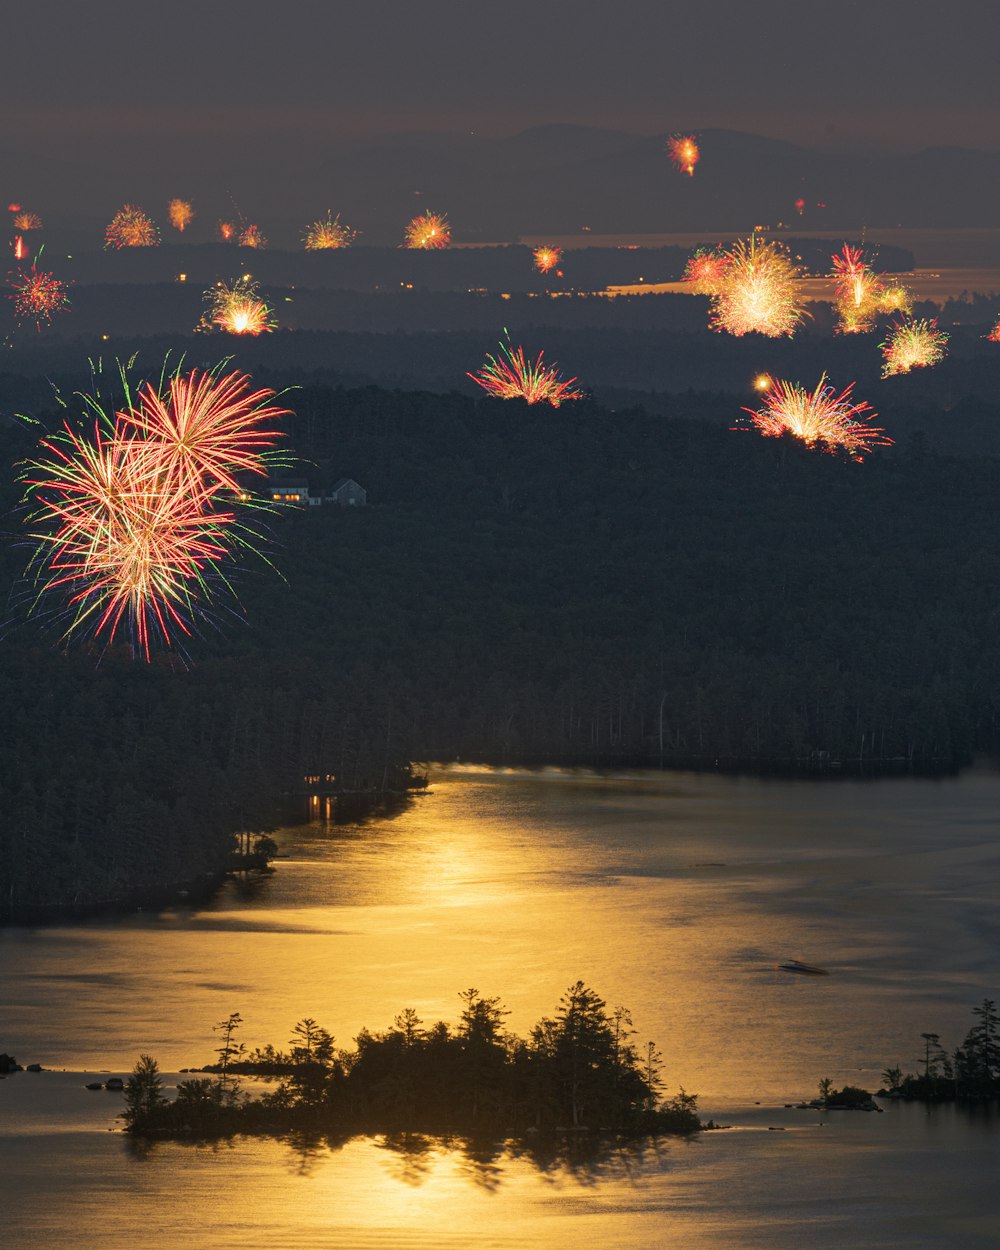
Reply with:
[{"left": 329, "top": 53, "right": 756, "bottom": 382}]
[
  {"left": 404, "top": 211, "right": 451, "bottom": 249},
  {"left": 880, "top": 319, "right": 949, "bottom": 377},
  {"left": 302, "top": 211, "right": 357, "bottom": 250},
  {"left": 168, "top": 198, "right": 195, "bottom": 232},
  {"left": 709, "top": 236, "right": 807, "bottom": 337},
  {"left": 198, "top": 275, "right": 276, "bottom": 335},
  {"left": 740, "top": 374, "right": 890, "bottom": 459}
]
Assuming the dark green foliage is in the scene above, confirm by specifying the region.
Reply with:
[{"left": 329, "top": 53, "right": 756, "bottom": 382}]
[
  {"left": 121, "top": 1054, "right": 167, "bottom": 1130},
  {"left": 885, "top": 999, "right": 1000, "bottom": 1102},
  {"left": 123, "top": 984, "right": 701, "bottom": 1141}
]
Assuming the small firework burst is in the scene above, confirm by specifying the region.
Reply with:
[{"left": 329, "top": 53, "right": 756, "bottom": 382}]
[
  {"left": 105, "top": 204, "right": 159, "bottom": 249},
  {"left": 168, "top": 198, "right": 195, "bottom": 232},
  {"left": 880, "top": 318, "right": 949, "bottom": 377},
  {"left": 302, "top": 211, "right": 357, "bottom": 250},
  {"left": 830, "top": 244, "right": 883, "bottom": 334},
  {"left": 682, "top": 246, "right": 730, "bottom": 294},
  {"left": 9, "top": 263, "right": 71, "bottom": 330},
  {"left": 740, "top": 374, "right": 890, "bottom": 459},
  {"left": 793, "top": 197, "right": 806, "bottom": 216},
  {"left": 986, "top": 317, "right": 1000, "bottom": 343},
  {"left": 218, "top": 220, "right": 236, "bottom": 242},
  {"left": 13, "top": 210, "right": 42, "bottom": 231},
  {"left": 532, "top": 245, "right": 563, "bottom": 274},
  {"left": 667, "top": 134, "right": 700, "bottom": 176},
  {"left": 239, "top": 223, "right": 267, "bottom": 249},
  {"left": 199, "top": 275, "right": 276, "bottom": 335},
  {"left": 7, "top": 202, "right": 21, "bottom": 213},
  {"left": 21, "top": 361, "right": 287, "bottom": 659},
  {"left": 709, "top": 235, "right": 806, "bottom": 337},
  {"left": 404, "top": 211, "right": 451, "bottom": 249},
  {"left": 468, "top": 333, "right": 584, "bottom": 407},
  {"left": 877, "top": 282, "right": 912, "bottom": 316}
]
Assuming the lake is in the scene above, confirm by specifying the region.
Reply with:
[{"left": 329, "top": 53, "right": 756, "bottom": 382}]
[{"left": 2, "top": 764, "right": 999, "bottom": 1248}]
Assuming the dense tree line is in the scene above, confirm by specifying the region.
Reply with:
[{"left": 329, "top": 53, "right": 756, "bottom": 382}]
[
  {"left": 122, "top": 983, "right": 701, "bottom": 1140},
  {"left": 4, "top": 374, "right": 1000, "bottom": 910},
  {"left": 881, "top": 1000, "right": 1000, "bottom": 1101}
]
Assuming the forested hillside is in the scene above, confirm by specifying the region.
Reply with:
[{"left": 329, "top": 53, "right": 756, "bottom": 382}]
[{"left": 3, "top": 380, "right": 1000, "bottom": 912}]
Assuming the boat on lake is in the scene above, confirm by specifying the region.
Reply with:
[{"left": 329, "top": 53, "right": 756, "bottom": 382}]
[{"left": 778, "top": 959, "right": 830, "bottom": 976}]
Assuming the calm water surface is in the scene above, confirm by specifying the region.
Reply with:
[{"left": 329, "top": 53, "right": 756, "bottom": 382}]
[{"left": 2, "top": 765, "right": 1000, "bottom": 1248}]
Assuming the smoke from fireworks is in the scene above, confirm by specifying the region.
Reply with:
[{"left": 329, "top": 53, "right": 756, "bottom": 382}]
[
  {"left": 198, "top": 276, "right": 275, "bottom": 335},
  {"left": 404, "top": 211, "right": 451, "bottom": 249},
  {"left": 880, "top": 318, "right": 949, "bottom": 377},
  {"left": 682, "top": 246, "right": 730, "bottom": 294},
  {"left": 22, "top": 363, "right": 288, "bottom": 659},
  {"left": 303, "top": 212, "right": 357, "bottom": 250},
  {"left": 239, "top": 224, "right": 267, "bottom": 249},
  {"left": 12, "top": 211, "right": 42, "bottom": 231},
  {"left": 9, "top": 262, "right": 71, "bottom": 330},
  {"left": 168, "top": 198, "right": 195, "bottom": 232},
  {"left": 740, "top": 374, "right": 890, "bottom": 459},
  {"left": 468, "top": 334, "right": 584, "bottom": 407},
  {"left": 533, "top": 245, "right": 563, "bottom": 274},
  {"left": 105, "top": 204, "right": 159, "bottom": 249},
  {"left": 667, "top": 135, "right": 700, "bottom": 176},
  {"left": 709, "top": 236, "right": 807, "bottom": 337}
]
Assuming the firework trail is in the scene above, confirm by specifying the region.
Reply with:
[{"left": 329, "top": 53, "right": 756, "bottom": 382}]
[
  {"left": 12, "top": 211, "right": 42, "bottom": 231},
  {"left": 667, "top": 135, "right": 700, "bottom": 176},
  {"left": 682, "top": 246, "right": 730, "bottom": 294},
  {"left": 9, "top": 261, "right": 71, "bottom": 330},
  {"left": 105, "top": 204, "right": 159, "bottom": 249},
  {"left": 198, "top": 276, "right": 275, "bottom": 335},
  {"left": 22, "top": 362, "right": 288, "bottom": 659},
  {"left": 532, "top": 245, "right": 563, "bottom": 274},
  {"left": 239, "top": 223, "right": 267, "bottom": 249},
  {"left": 740, "top": 374, "right": 890, "bottom": 459},
  {"left": 404, "top": 211, "right": 451, "bottom": 249},
  {"left": 468, "top": 334, "right": 583, "bottom": 406},
  {"left": 168, "top": 198, "right": 195, "bottom": 232},
  {"left": 709, "top": 235, "right": 806, "bottom": 337},
  {"left": 303, "top": 212, "right": 357, "bottom": 249},
  {"left": 13, "top": 235, "right": 25, "bottom": 261},
  {"left": 880, "top": 318, "right": 949, "bottom": 377}
]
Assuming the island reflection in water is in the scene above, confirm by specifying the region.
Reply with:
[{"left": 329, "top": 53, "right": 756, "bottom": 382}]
[{"left": 3, "top": 764, "right": 1000, "bottom": 1248}]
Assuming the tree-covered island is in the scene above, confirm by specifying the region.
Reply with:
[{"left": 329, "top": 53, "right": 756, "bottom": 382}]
[{"left": 121, "top": 983, "right": 703, "bottom": 1141}]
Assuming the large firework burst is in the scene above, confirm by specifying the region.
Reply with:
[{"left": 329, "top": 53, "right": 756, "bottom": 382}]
[
  {"left": 880, "top": 318, "right": 949, "bottom": 377},
  {"left": 468, "top": 334, "right": 584, "bottom": 406},
  {"left": 667, "top": 135, "right": 700, "bottom": 176},
  {"left": 709, "top": 235, "right": 807, "bottom": 337},
  {"left": 198, "top": 276, "right": 276, "bottom": 335},
  {"left": 740, "top": 374, "right": 890, "bottom": 459},
  {"left": 22, "top": 362, "right": 288, "bottom": 658},
  {"left": 168, "top": 198, "right": 195, "bottom": 232},
  {"left": 9, "top": 262, "right": 71, "bottom": 330},
  {"left": 12, "top": 210, "right": 42, "bottom": 231},
  {"left": 105, "top": 204, "right": 159, "bottom": 249},
  {"left": 532, "top": 245, "right": 563, "bottom": 275},
  {"left": 303, "top": 211, "right": 357, "bottom": 250},
  {"left": 404, "top": 211, "right": 450, "bottom": 249}
]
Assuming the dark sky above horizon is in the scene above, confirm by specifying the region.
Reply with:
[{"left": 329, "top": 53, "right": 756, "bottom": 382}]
[{"left": 8, "top": 0, "right": 1000, "bottom": 156}]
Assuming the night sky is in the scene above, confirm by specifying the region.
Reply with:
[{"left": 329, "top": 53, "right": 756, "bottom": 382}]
[{"left": 9, "top": 0, "right": 999, "bottom": 151}]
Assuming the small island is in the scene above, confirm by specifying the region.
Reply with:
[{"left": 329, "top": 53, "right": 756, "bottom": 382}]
[{"left": 120, "top": 982, "right": 702, "bottom": 1143}]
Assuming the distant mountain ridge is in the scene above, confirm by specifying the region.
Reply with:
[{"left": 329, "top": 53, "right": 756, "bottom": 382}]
[{"left": 4, "top": 126, "right": 1000, "bottom": 242}]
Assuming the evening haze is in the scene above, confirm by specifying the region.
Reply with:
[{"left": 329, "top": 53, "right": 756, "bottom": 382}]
[{"left": 6, "top": 0, "right": 1000, "bottom": 222}]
